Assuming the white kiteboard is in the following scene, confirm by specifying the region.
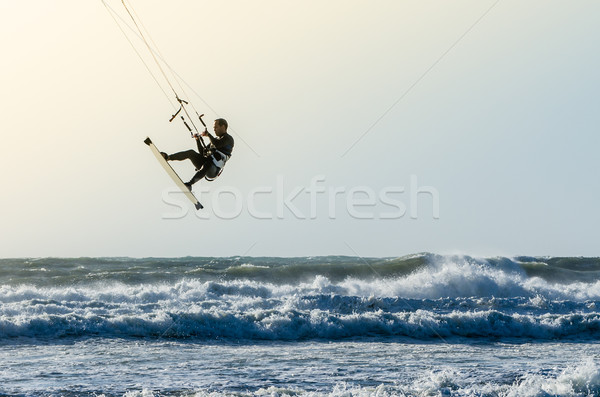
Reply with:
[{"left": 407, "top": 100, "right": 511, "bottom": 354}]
[{"left": 144, "top": 137, "right": 203, "bottom": 210}]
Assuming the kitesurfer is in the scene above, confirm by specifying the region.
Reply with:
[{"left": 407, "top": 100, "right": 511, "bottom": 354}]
[{"left": 162, "top": 118, "right": 234, "bottom": 189}]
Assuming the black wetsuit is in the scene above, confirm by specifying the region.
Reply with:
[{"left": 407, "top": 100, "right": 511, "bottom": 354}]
[{"left": 169, "top": 132, "right": 234, "bottom": 184}]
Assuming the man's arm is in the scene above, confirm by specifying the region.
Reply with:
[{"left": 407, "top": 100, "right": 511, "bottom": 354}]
[
  {"left": 211, "top": 134, "right": 234, "bottom": 155},
  {"left": 195, "top": 135, "right": 205, "bottom": 153},
  {"left": 205, "top": 132, "right": 218, "bottom": 147}
]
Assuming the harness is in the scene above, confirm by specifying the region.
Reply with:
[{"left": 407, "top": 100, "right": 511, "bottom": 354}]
[{"left": 203, "top": 147, "right": 231, "bottom": 181}]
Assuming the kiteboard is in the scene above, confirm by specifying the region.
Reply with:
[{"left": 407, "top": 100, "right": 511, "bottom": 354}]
[{"left": 144, "top": 137, "right": 203, "bottom": 210}]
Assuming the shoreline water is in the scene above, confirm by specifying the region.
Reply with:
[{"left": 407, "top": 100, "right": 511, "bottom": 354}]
[{"left": 1, "top": 338, "right": 599, "bottom": 396}]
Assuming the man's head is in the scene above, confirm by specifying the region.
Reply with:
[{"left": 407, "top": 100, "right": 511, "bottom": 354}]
[{"left": 213, "top": 118, "right": 228, "bottom": 137}]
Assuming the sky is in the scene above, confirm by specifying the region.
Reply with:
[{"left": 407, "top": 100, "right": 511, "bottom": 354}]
[{"left": 0, "top": 1, "right": 598, "bottom": 258}]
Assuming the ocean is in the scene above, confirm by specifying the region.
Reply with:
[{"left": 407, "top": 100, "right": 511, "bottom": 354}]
[{"left": 1, "top": 254, "right": 599, "bottom": 396}]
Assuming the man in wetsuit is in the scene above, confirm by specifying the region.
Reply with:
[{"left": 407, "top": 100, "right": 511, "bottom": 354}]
[{"left": 162, "top": 118, "right": 234, "bottom": 190}]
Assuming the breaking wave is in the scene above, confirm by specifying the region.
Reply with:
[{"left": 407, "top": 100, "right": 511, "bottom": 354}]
[{"left": 2, "top": 254, "right": 600, "bottom": 340}]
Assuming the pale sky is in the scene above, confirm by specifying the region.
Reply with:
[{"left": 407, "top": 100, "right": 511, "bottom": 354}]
[{"left": 1, "top": 1, "right": 598, "bottom": 258}]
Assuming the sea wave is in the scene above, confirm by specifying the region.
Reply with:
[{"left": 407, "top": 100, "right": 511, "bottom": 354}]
[
  {"left": 2, "top": 254, "right": 600, "bottom": 340},
  {"left": 1, "top": 279, "right": 600, "bottom": 340}
]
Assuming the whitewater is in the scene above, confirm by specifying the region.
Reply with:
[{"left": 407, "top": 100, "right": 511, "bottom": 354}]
[{"left": 1, "top": 254, "right": 600, "bottom": 396}]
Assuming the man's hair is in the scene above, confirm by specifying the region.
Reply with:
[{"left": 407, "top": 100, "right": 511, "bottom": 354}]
[{"left": 215, "top": 118, "right": 228, "bottom": 129}]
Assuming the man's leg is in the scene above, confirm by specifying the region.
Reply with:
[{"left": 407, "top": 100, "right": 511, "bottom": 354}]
[
  {"left": 187, "top": 158, "right": 212, "bottom": 186},
  {"left": 168, "top": 150, "right": 205, "bottom": 169}
]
